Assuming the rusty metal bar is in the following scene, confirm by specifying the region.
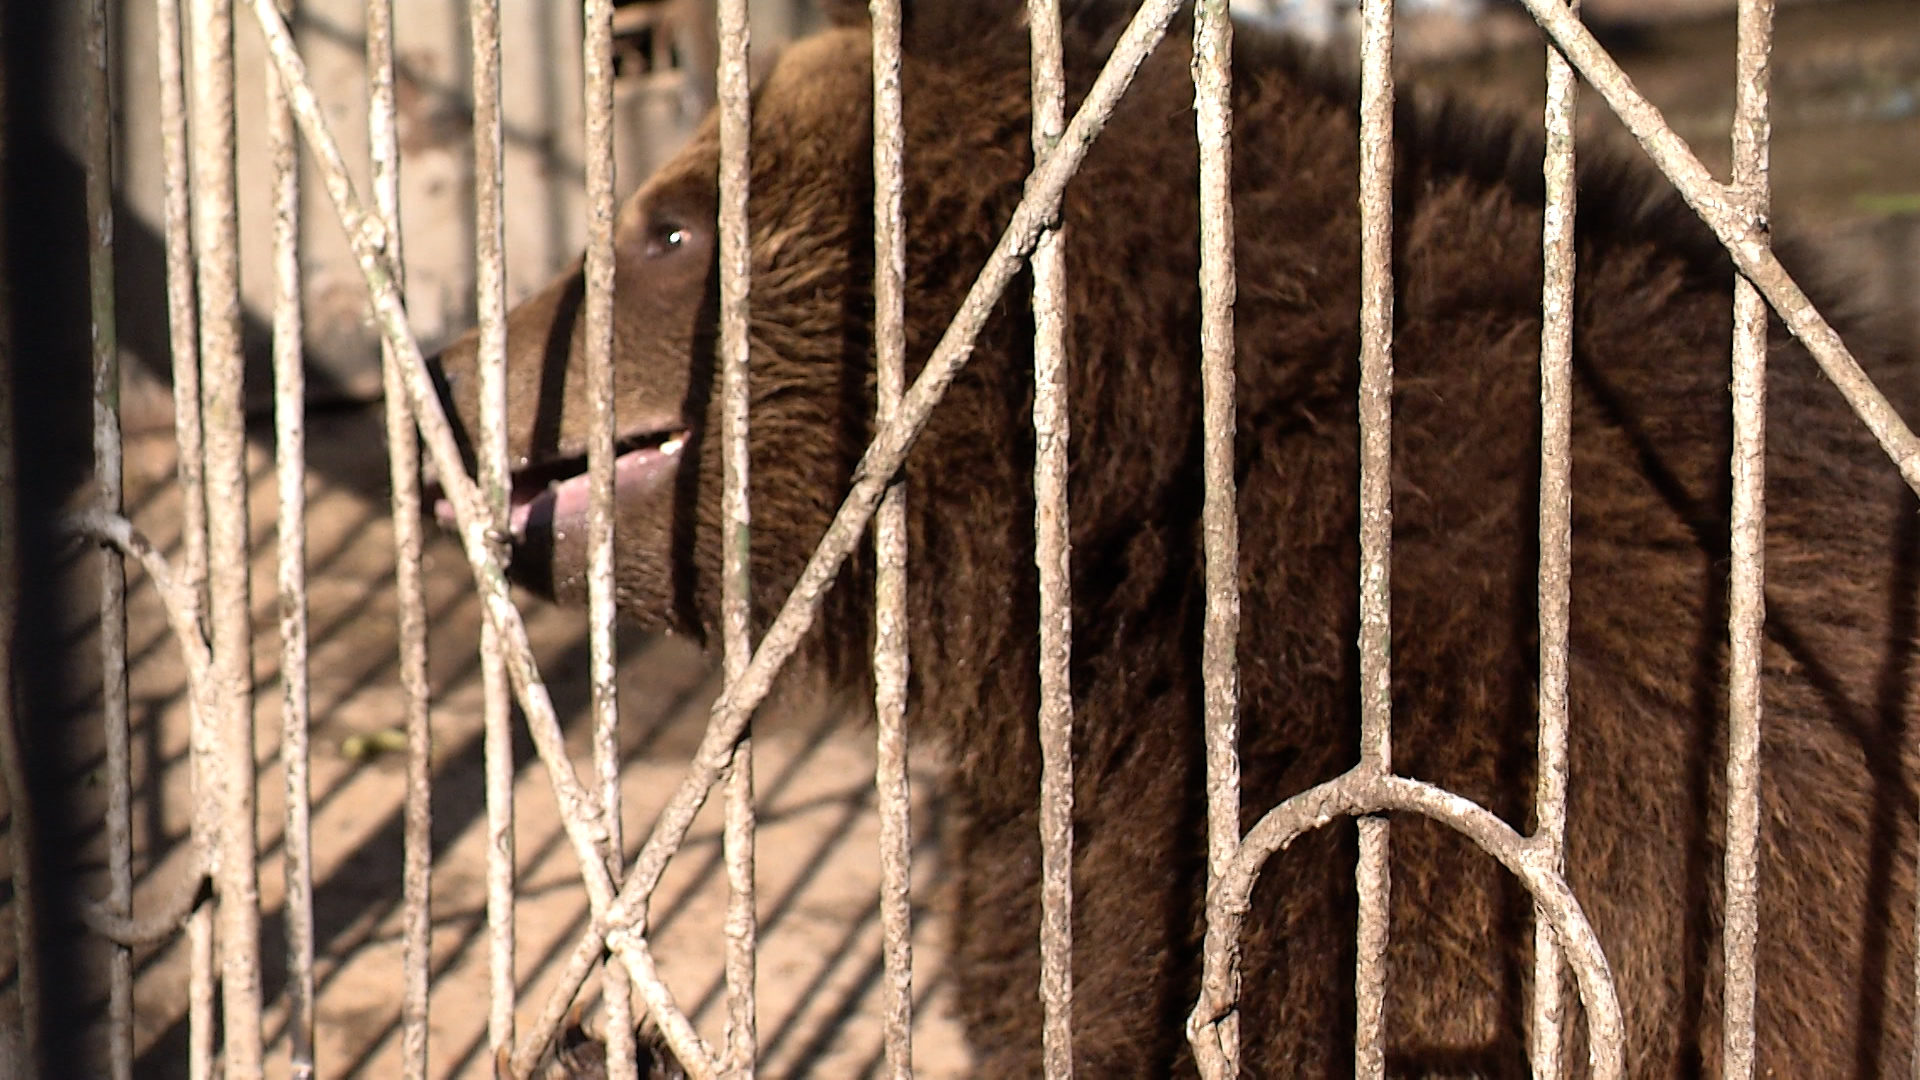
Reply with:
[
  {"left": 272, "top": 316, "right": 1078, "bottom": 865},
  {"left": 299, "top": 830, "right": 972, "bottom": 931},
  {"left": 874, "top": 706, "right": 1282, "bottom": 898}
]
[
  {"left": 1721, "top": 0, "right": 1774, "bottom": 1075},
  {"left": 1509, "top": 0, "right": 1920, "bottom": 499},
  {"left": 267, "top": 2, "right": 315, "bottom": 1072},
  {"left": 1530, "top": 3, "right": 1580, "bottom": 1074},
  {"left": 190, "top": 0, "right": 266, "bottom": 1068},
  {"left": 1192, "top": 769, "right": 1627, "bottom": 1078},
  {"left": 470, "top": 0, "right": 520, "bottom": 1064},
  {"left": 1189, "top": 1, "right": 1241, "bottom": 1078},
  {"left": 365, "top": 1, "right": 436, "bottom": 1072},
  {"left": 0, "top": 20, "right": 34, "bottom": 1074},
  {"left": 1027, "top": 0, "right": 1074, "bottom": 1075},
  {"left": 580, "top": 0, "right": 639, "bottom": 1075},
  {"left": 82, "top": 0, "right": 134, "bottom": 1074},
  {"left": 1353, "top": 0, "right": 1396, "bottom": 1072},
  {"left": 715, "top": 0, "right": 759, "bottom": 1074},
  {"left": 869, "top": 0, "right": 915, "bottom": 1075}
]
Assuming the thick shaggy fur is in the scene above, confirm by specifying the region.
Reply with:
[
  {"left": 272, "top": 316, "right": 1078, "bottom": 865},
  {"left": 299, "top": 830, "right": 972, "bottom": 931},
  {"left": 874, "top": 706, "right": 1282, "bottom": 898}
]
[{"left": 433, "top": 2, "right": 1920, "bottom": 1074}]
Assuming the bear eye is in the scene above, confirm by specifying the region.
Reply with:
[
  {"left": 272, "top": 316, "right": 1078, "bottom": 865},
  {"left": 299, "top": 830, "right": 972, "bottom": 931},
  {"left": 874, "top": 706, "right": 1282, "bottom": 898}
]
[{"left": 645, "top": 220, "right": 692, "bottom": 259}]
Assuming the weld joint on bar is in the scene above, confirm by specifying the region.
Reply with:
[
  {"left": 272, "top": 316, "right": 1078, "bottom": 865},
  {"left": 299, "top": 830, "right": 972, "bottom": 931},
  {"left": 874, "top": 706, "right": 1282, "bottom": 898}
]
[{"left": 81, "top": 861, "right": 211, "bottom": 948}]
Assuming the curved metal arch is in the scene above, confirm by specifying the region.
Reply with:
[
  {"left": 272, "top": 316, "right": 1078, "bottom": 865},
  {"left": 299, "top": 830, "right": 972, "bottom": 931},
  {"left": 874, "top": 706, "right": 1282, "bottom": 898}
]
[{"left": 1185, "top": 768, "right": 1627, "bottom": 1080}]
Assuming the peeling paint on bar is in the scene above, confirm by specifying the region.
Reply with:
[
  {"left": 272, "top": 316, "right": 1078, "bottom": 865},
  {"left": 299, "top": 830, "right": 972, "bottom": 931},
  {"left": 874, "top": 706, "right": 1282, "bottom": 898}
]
[
  {"left": 267, "top": 2, "right": 316, "bottom": 1071},
  {"left": 581, "top": 0, "right": 640, "bottom": 1075},
  {"left": 870, "top": 0, "right": 917, "bottom": 1075},
  {"left": 1721, "top": 0, "right": 1775, "bottom": 1075},
  {"left": 1028, "top": 0, "right": 1075, "bottom": 1075},
  {"left": 715, "top": 1, "right": 760, "bottom": 1074},
  {"left": 1531, "top": 1, "right": 1580, "bottom": 1074},
  {"left": 469, "top": 0, "right": 521, "bottom": 1065},
  {"left": 190, "top": 0, "right": 266, "bottom": 1068},
  {"left": 365, "top": 1, "right": 436, "bottom": 1073},
  {"left": 1189, "top": 1, "right": 1242, "bottom": 1077},
  {"left": 156, "top": 0, "right": 219, "bottom": 1066},
  {"left": 1353, "top": 0, "right": 1396, "bottom": 1072}
]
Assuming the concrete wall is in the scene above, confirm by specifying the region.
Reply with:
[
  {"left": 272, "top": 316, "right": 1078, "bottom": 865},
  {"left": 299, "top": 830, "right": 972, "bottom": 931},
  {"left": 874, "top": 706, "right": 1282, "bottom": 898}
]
[{"left": 50, "top": 0, "right": 818, "bottom": 430}]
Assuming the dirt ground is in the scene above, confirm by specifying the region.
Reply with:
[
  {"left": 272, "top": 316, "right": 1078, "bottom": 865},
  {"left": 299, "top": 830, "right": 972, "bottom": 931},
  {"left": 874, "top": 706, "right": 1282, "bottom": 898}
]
[{"left": 6, "top": 1, "right": 1916, "bottom": 1077}]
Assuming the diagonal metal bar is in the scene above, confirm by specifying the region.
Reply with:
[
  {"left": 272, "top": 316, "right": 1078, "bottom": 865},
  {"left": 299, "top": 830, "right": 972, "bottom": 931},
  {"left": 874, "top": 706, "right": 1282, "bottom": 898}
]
[{"left": 1512, "top": 0, "right": 1920, "bottom": 495}]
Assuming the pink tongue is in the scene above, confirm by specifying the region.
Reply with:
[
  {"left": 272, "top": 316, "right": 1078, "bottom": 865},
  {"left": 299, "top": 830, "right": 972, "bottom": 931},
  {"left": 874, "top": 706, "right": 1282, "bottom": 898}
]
[
  {"left": 431, "top": 439, "right": 687, "bottom": 540},
  {"left": 509, "top": 442, "right": 685, "bottom": 541}
]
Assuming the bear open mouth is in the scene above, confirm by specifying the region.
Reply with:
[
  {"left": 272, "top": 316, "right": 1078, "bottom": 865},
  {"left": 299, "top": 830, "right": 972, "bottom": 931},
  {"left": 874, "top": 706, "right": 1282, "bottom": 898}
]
[{"left": 430, "top": 428, "right": 689, "bottom": 543}]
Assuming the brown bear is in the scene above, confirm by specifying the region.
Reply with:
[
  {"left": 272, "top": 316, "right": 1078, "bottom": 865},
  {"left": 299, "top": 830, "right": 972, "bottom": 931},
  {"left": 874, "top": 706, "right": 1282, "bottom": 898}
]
[{"left": 431, "top": 0, "right": 1920, "bottom": 1074}]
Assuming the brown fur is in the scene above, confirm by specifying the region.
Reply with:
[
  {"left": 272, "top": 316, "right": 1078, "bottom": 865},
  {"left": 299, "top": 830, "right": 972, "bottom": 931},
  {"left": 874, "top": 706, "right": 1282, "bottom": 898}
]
[{"left": 431, "top": 2, "right": 1920, "bottom": 1074}]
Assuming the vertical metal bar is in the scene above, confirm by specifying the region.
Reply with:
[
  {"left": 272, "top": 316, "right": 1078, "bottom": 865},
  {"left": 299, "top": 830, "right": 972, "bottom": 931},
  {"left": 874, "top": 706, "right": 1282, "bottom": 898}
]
[
  {"left": 869, "top": 0, "right": 915, "bottom": 1075},
  {"left": 161, "top": 0, "right": 218, "bottom": 1069},
  {"left": 187, "top": 911, "right": 215, "bottom": 1079},
  {"left": 1353, "top": 0, "right": 1397, "bottom": 1072},
  {"left": 0, "top": 15, "right": 36, "bottom": 1072},
  {"left": 1027, "top": 1, "right": 1074, "bottom": 1076},
  {"left": 715, "top": 0, "right": 758, "bottom": 1073},
  {"left": 1721, "top": 0, "right": 1773, "bottom": 1075},
  {"left": 160, "top": 0, "right": 208, "bottom": 611},
  {"left": 82, "top": 1, "right": 134, "bottom": 1075},
  {"left": 191, "top": 0, "right": 266, "bottom": 1066},
  {"left": 470, "top": 0, "right": 518, "bottom": 1063},
  {"left": 1192, "top": 1, "right": 1241, "bottom": 1077},
  {"left": 1530, "top": 4, "right": 1579, "bottom": 1075},
  {"left": 267, "top": 2, "right": 315, "bottom": 1073},
  {"left": 580, "top": 0, "right": 637, "bottom": 1075},
  {"left": 367, "top": 1, "right": 434, "bottom": 1074}
]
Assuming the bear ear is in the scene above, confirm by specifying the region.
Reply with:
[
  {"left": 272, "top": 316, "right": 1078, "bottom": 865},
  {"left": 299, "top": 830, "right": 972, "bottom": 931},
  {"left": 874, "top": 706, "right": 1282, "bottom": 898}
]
[{"left": 818, "top": 0, "right": 877, "bottom": 28}]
